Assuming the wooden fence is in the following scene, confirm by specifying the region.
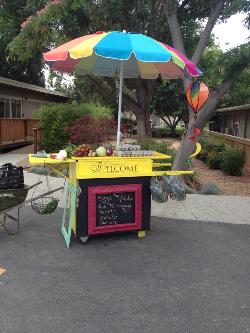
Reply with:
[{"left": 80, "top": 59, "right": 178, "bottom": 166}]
[
  {"left": 208, "top": 130, "right": 250, "bottom": 176},
  {"left": 0, "top": 118, "right": 39, "bottom": 149}
]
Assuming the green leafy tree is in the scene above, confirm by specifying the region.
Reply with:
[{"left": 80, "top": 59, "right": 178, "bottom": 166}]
[
  {"left": 151, "top": 78, "right": 187, "bottom": 136},
  {"left": 0, "top": 0, "right": 46, "bottom": 85},
  {"left": 7, "top": 0, "right": 201, "bottom": 141},
  {"left": 160, "top": 0, "right": 250, "bottom": 170},
  {"left": 221, "top": 67, "right": 250, "bottom": 107},
  {"left": 6, "top": 0, "right": 250, "bottom": 165}
]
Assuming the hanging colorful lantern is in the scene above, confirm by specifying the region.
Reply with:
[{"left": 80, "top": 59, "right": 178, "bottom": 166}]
[{"left": 186, "top": 81, "right": 209, "bottom": 114}]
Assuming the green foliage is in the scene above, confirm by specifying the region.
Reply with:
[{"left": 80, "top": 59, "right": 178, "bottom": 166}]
[
  {"left": 0, "top": 0, "right": 45, "bottom": 84},
  {"left": 221, "top": 67, "right": 250, "bottom": 107},
  {"left": 198, "top": 135, "right": 245, "bottom": 176},
  {"left": 153, "top": 127, "right": 185, "bottom": 138},
  {"left": 151, "top": 79, "right": 187, "bottom": 135},
  {"left": 199, "top": 47, "right": 224, "bottom": 90},
  {"left": 199, "top": 182, "right": 220, "bottom": 195},
  {"left": 197, "top": 149, "right": 208, "bottom": 162},
  {"left": 207, "top": 151, "right": 223, "bottom": 169},
  {"left": 36, "top": 101, "right": 113, "bottom": 152},
  {"left": 79, "top": 101, "right": 113, "bottom": 118},
  {"left": 220, "top": 147, "right": 245, "bottom": 176},
  {"left": 198, "top": 135, "right": 225, "bottom": 153},
  {"left": 200, "top": 43, "right": 250, "bottom": 107},
  {"left": 219, "top": 43, "right": 250, "bottom": 82},
  {"left": 140, "top": 139, "right": 175, "bottom": 166}
]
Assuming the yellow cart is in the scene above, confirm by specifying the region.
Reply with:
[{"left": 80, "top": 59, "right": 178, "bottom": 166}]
[{"left": 29, "top": 152, "right": 192, "bottom": 247}]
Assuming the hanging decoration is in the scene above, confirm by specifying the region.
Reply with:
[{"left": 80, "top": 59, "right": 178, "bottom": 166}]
[
  {"left": 150, "top": 177, "right": 169, "bottom": 203},
  {"left": 186, "top": 81, "right": 209, "bottom": 117},
  {"left": 162, "top": 175, "right": 186, "bottom": 201},
  {"left": 185, "top": 81, "right": 209, "bottom": 167},
  {"left": 186, "top": 127, "right": 202, "bottom": 168},
  {"left": 189, "top": 128, "right": 202, "bottom": 158},
  {"left": 150, "top": 175, "right": 186, "bottom": 203}
]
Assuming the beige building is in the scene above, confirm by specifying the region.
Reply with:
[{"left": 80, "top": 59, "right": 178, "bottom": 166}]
[
  {"left": 211, "top": 104, "right": 250, "bottom": 139},
  {"left": 0, "top": 76, "right": 69, "bottom": 149},
  {"left": 0, "top": 76, "right": 69, "bottom": 119}
]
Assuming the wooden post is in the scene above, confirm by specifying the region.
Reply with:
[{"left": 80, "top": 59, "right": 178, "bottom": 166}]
[
  {"left": 33, "top": 127, "right": 42, "bottom": 153},
  {"left": 33, "top": 128, "right": 38, "bottom": 153},
  {"left": 0, "top": 119, "right": 2, "bottom": 146},
  {"left": 24, "top": 120, "right": 28, "bottom": 141}
]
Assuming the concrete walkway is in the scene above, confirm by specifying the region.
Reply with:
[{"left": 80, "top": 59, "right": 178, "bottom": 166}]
[{"left": 0, "top": 144, "right": 33, "bottom": 165}]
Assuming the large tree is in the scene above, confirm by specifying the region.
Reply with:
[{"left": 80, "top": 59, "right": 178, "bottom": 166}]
[
  {"left": 0, "top": 0, "right": 46, "bottom": 85},
  {"left": 7, "top": 0, "right": 201, "bottom": 141},
  {"left": 160, "top": 0, "right": 250, "bottom": 169},
  {"left": 6, "top": 0, "right": 250, "bottom": 154}
]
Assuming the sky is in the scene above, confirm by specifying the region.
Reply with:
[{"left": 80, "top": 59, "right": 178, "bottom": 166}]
[{"left": 213, "top": 13, "right": 249, "bottom": 51}]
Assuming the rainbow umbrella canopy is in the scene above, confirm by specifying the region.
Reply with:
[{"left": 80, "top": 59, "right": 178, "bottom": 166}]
[{"left": 44, "top": 31, "right": 202, "bottom": 147}]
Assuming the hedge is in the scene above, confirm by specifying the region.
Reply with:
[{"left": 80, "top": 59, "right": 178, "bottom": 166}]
[{"left": 197, "top": 135, "right": 245, "bottom": 176}]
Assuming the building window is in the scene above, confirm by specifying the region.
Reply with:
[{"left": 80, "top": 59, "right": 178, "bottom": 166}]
[
  {"left": 156, "top": 117, "right": 161, "bottom": 126},
  {"left": 0, "top": 98, "right": 10, "bottom": 118},
  {"left": 234, "top": 122, "right": 239, "bottom": 137},
  {"left": 11, "top": 100, "right": 22, "bottom": 118}
]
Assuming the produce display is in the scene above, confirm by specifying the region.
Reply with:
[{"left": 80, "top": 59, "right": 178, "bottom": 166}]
[
  {"left": 72, "top": 144, "right": 96, "bottom": 157},
  {"left": 71, "top": 144, "right": 114, "bottom": 158},
  {"left": 117, "top": 144, "right": 153, "bottom": 157},
  {"left": 35, "top": 143, "right": 155, "bottom": 160},
  {"left": 96, "top": 146, "right": 106, "bottom": 157}
]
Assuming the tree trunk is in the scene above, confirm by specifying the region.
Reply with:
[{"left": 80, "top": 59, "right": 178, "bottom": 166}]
[
  {"left": 136, "top": 112, "right": 148, "bottom": 141},
  {"left": 135, "top": 78, "right": 155, "bottom": 141},
  {"left": 170, "top": 125, "right": 177, "bottom": 137},
  {"left": 173, "top": 92, "right": 219, "bottom": 170}
]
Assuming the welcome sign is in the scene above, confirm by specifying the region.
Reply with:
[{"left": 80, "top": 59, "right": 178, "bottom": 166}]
[{"left": 77, "top": 158, "right": 153, "bottom": 179}]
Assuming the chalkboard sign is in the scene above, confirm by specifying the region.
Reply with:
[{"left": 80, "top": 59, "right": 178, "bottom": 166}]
[
  {"left": 96, "top": 192, "right": 135, "bottom": 226},
  {"left": 88, "top": 184, "right": 142, "bottom": 235}
]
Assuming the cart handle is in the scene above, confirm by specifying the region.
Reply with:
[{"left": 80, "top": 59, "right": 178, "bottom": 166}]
[
  {"left": 25, "top": 186, "right": 64, "bottom": 206},
  {"left": 26, "top": 181, "right": 43, "bottom": 191}
]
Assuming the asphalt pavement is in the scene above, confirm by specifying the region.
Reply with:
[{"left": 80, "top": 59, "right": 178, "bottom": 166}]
[{"left": 0, "top": 207, "right": 250, "bottom": 333}]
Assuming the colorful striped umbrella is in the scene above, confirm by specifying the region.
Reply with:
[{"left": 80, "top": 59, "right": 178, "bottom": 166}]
[{"left": 44, "top": 31, "right": 202, "bottom": 147}]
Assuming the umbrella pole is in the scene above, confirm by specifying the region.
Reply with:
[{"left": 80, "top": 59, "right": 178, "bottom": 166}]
[{"left": 116, "top": 61, "right": 124, "bottom": 149}]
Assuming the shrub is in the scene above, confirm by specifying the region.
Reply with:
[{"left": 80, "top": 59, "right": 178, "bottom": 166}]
[
  {"left": 207, "top": 151, "right": 223, "bottom": 169},
  {"left": 196, "top": 148, "right": 208, "bottom": 162},
  {"left": 153, "top": 127, "right": 185, "bottom": 138},
  {"left": 199, "top": 182, "right": 220, "bottom": 195},
  {"left": 80, "top": 101, "right": 113, "bottom": 118},
  {"left": 199, "top": 135, "right": 225, "bottom": 153},
  {"left": 197, "top": 135, "right": 225, "bottom": 165},
  {"left": 140, "top": 139, "right": 175, "bottom": 168},
  {"left": 35, "top": 101, "right": 113, "bottom": 152},
  {"left": 65, "top": 115, "right": 117, "bottom": 146},
  {"left": 140, "top": 138, "right": 174, "bottom": 155},
  {"left": 220, "top": 148, "right": 245, "bottom": 176}
]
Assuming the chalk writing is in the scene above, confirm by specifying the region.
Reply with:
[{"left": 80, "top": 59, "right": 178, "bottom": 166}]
[{"left": 96, "top": 192, "right": 135, "bottom": 226}]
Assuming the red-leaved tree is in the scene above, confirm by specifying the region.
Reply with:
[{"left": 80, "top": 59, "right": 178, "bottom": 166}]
[{"left": 65, "top": 115, "right": 127, "bottom": 146}]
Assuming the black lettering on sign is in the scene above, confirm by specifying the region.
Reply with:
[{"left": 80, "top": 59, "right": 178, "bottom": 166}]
[{"left": 96, "top": 192, "right": 135, "bottom": 226}]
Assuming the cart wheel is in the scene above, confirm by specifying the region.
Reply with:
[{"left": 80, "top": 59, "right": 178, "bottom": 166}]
[
  {"left": 138, "top": 231, "right": 145, "bottom": 238},
  {"left": 79, "top": 236, "right": 89, "bottom": 244}
]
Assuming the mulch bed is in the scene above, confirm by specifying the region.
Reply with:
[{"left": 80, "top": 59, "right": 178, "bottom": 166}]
[{"left": 192, "top": 158, "right": 250, "bottom": 196}]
